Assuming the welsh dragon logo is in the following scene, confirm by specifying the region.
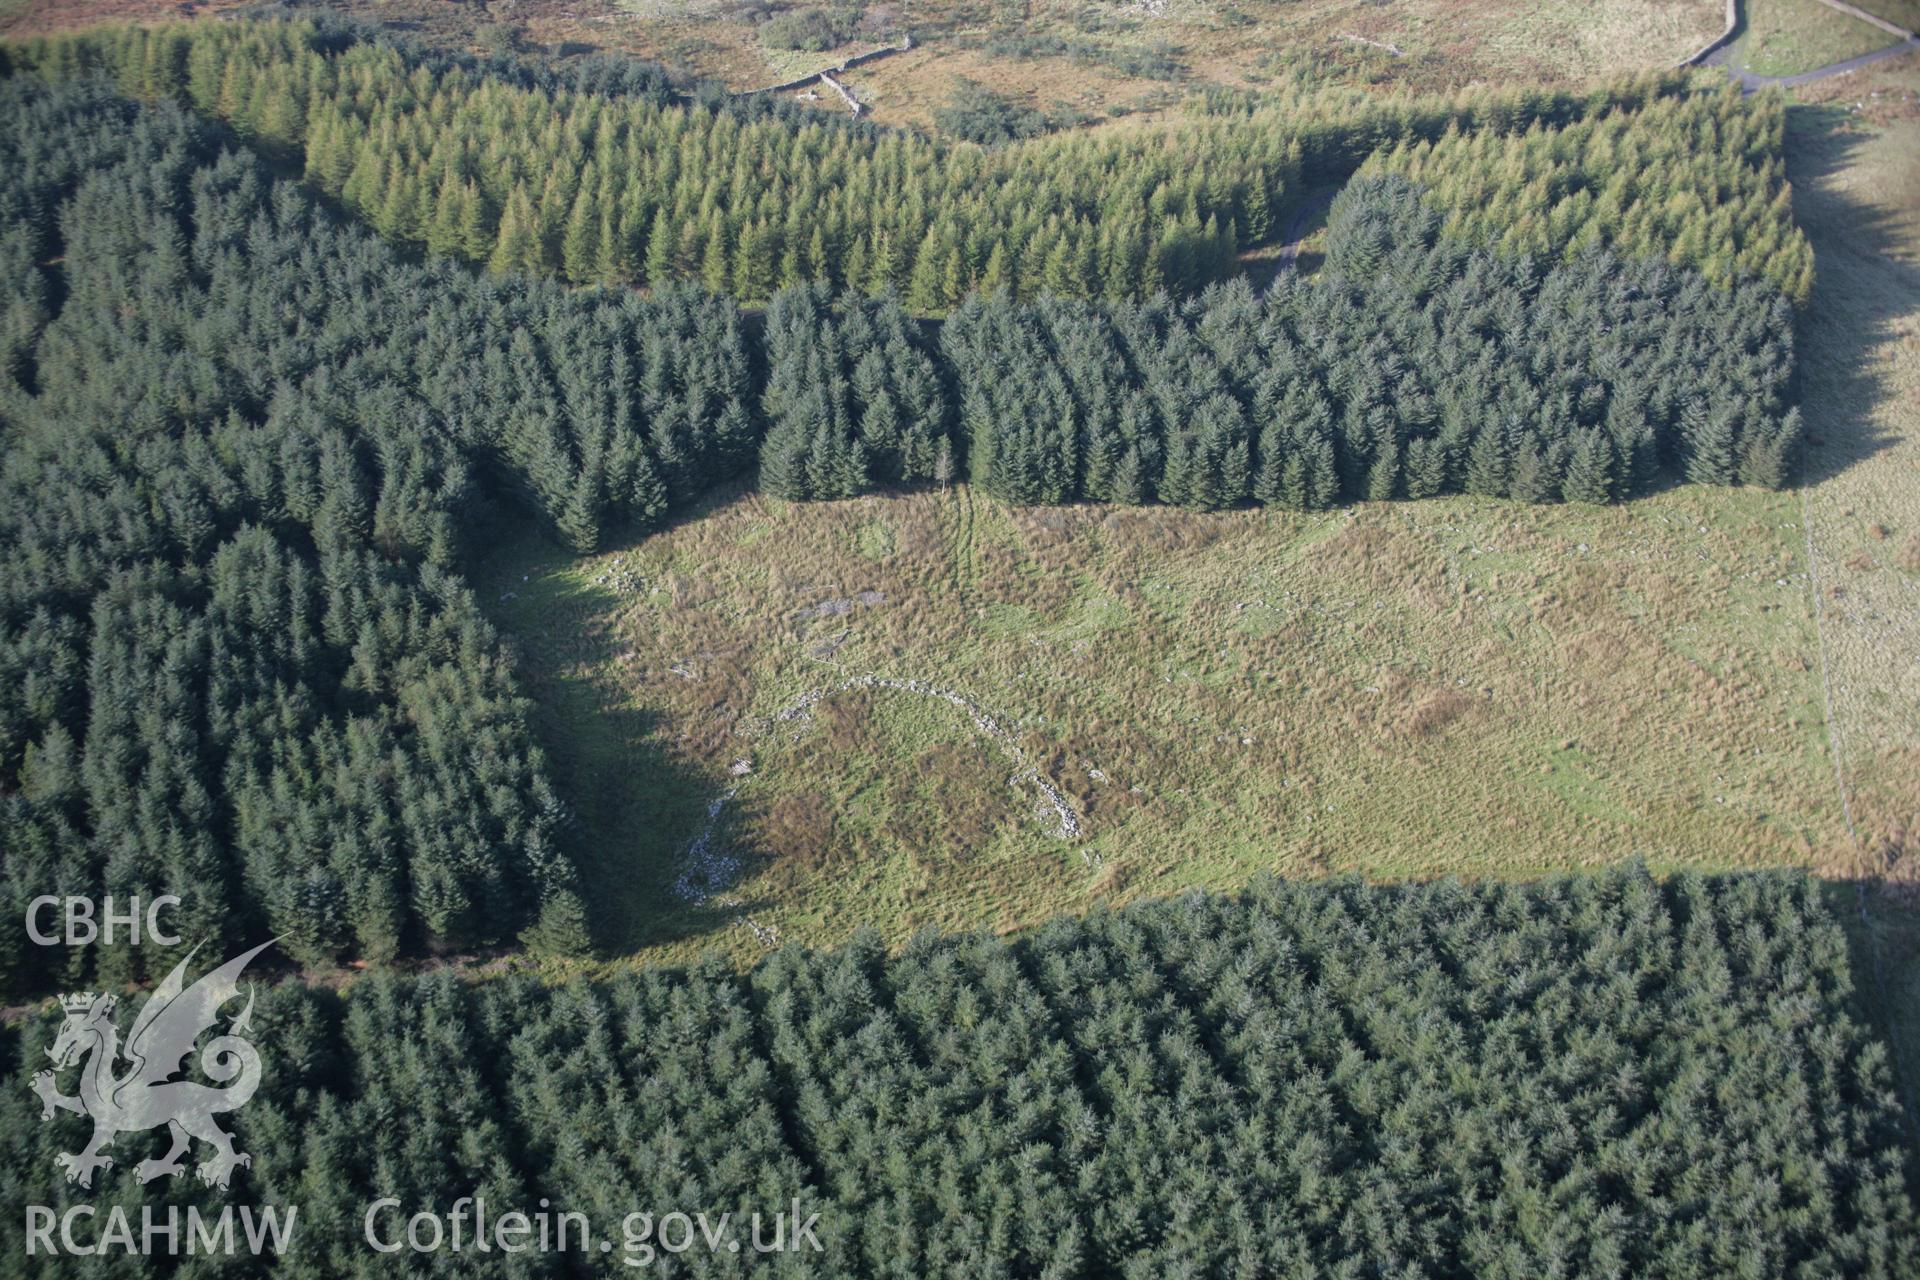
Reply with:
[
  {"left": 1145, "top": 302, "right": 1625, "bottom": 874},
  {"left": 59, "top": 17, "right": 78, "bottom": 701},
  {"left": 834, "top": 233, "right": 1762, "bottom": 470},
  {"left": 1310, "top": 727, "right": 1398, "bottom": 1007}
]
[{"left": 32, "top": 940, "right": 273, "bottom": 1190}]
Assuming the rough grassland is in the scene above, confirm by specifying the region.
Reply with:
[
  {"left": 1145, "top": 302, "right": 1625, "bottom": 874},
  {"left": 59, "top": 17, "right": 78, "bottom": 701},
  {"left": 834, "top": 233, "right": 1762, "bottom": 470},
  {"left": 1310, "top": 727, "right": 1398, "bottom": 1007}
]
[
  {"left": 838, "top": 0, "right": 1722, "bottom": 126},
  {"left": 0, "top": 0, "right": 1722, "bottom": 129},
  {"left": 1791, "top": 59, "right": 1920, "bottom": 872},
  {"left": 1786, "top": 53, "right": 1920, "bottom": 1154},
  {"left": 1832, "top": 0, "right": 1920, "bottom": 34},
  {"left": 1733, "top": 0, "right": 1904, "bottom": 76},
  {"left": 477, "top": 478, "right": 1846, "bottom": 968}
]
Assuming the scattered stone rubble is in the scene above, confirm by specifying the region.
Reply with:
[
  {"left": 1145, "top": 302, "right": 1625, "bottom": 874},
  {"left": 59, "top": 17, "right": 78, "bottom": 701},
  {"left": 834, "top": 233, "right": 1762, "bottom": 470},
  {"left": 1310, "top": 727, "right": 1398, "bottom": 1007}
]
[
  {"left": 773, "top": 674, "right": 1083, "bottom": 843},
  {"left": 669, "top": 674, "right": 1089, "bottom": 903},
  {"left": 670, "top": 786, "right": 740, "bottom": 902}
]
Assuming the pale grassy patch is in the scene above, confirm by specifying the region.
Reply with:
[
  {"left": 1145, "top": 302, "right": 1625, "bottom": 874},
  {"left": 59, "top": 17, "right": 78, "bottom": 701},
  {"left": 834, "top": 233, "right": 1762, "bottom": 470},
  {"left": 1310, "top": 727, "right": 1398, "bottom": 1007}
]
[
  {"left": 1734, "top": 0, "right": 1903, "bottom": 75},
  {"left": 1778, "top": 58, "right": 1920, "bottom": 1152},
  {"left": 1847, "top": 0, "right": 1920, "bottom": 31},
  {"left": 477, "top": 469, "right": 1846, "bottom": 974},
  {"left": 1479, "top": 0, "right": 1725, "bottom": 77},
  {"left": 1786, "top": 65, "right": 1920, "bottom": 874}
]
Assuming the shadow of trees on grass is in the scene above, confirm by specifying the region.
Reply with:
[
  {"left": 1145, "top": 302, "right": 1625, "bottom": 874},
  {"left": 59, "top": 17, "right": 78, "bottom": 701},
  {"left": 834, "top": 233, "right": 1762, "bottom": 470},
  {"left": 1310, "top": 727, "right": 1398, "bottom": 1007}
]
[
  {"left": 1784, "top": 102, "right": 1912, "bottom": 486},
  {"left": 469, "top": 495, "right": 777, "bottom": 959}
]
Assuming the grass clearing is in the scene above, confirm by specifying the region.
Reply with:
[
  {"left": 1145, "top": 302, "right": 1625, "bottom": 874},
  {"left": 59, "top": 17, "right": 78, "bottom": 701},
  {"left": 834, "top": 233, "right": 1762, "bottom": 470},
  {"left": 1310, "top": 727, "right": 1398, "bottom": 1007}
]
[
  {"left": 461, "top": 67, "right": 1920, "bottom": 1153},
  {"left": 1846, "top": 0, "right": 1920, "bottom": 32},
  {"left": 1784, "top": 54, "right": 1920, "bottom": 1156},
  {"left": 1733, "top": 0, "right": 1903, "bottom": 75},
  {"left": 1787, "top": 57, "right": 1920, "bottom": 883},
  {"left": 478, "top": 476, "right": 1848, "bottom": 971}
]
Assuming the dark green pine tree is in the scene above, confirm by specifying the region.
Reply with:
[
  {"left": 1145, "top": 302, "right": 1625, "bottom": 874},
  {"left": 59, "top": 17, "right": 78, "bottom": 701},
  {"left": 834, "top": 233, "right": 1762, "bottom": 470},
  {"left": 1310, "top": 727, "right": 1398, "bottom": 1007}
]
[
  {"left": 760, "top": 417, "right": 813, "bottom": 500},
  {"left": 522, "top": 887, "right": 593, "bottom": 958},
  {"left": 1465, "top": 424, "right": 1509, "bottom": 497},
  {"left": 1685, "top": 400, "right": 1738, "bottom": 485},
  {"left": 1561, "top": 428, "right": 1616, "bottom": 504},
  {"left": 1404, "top": 437, "right": 1449, "bottom": 499},
  {"left": 1508, "top": 435, "right": 1554, "bottom": 503},
  {"left": 1365, "top": 439, "right": 1400, "bottom": 502},
  {"left": 1737, "top": 406, "right": 1800, "bottom": 489}
]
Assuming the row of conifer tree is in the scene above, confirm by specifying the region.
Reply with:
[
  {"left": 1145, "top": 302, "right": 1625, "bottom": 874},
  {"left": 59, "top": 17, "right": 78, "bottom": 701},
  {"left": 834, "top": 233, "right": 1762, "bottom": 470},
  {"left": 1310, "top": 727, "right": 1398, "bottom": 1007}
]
[
  {"left": 3, "top": 17, "right": 1806, "bottom": 307},
  {"left": 927, "top": 177, "right": 1799, "bottom": 510},
  {"left": 0, "top": 53, "right": 1801, "bottom": 990},
  {"left": 1364, "top": 81, "right": 1813, "bottom": 301},
  {"left": 4, "top": 869, "right": 1913, "bottom": 1277},
  {"left": 761, "top": 176, "right": 1797, "bottom": 510}
]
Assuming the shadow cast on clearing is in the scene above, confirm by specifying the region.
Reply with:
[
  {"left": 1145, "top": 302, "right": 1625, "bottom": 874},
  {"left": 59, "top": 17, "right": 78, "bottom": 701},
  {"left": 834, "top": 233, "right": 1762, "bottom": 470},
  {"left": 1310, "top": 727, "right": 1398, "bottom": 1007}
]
[{"left": 1783, "top": 101, "right": 1912, "bottom": 486}]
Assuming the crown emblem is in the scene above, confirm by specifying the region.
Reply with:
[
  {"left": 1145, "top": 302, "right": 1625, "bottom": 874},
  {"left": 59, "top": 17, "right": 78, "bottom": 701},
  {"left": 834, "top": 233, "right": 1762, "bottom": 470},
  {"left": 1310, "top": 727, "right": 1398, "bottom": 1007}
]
[{"left": 35, "top": 941, "right": 274, "bottom": 1192}]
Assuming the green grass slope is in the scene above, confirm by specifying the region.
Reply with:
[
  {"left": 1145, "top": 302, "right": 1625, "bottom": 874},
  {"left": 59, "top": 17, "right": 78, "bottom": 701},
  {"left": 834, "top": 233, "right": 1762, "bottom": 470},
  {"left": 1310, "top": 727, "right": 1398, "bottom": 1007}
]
[{"left": 477, "top": 475, "right": 1846, "bottom": 966}]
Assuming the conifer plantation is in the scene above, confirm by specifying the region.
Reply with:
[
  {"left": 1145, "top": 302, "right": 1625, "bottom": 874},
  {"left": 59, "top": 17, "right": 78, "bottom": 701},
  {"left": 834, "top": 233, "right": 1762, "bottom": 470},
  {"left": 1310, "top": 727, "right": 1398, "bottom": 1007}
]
[
  {"left": 0, "top": 50, "right": 1809, "bottom": 988},
  {"left": 9, "top": 17, "right": 1281, "bottom": 302},
  {"left": 759, "top": 283, "right": 952, "bottom": 500},
  {"left": 2, "top": 13, "right": 1915, "bottom": 1274},
  {"left": 0, "top": 76, "right": 753, "bottom": 988},
  {"left": 6, "top": 18, "right": 1803, "bottom": 307},
  {"left": 3, "top": 868, "right": 1914, "bottom": 1275},
  {"left": 941, "top": 178, "right": 1799, "bottom": 509},
  {"left": 1364, "top": 83, "right": 1816, "bottom": 302}
]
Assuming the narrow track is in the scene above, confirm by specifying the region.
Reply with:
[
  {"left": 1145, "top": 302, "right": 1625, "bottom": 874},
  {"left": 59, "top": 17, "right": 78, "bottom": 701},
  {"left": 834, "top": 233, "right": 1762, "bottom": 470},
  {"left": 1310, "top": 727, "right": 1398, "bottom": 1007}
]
[
  {"left": 1260, "top": 186, "right": 1339, "bottom": 295},
  {"left": 1700, "top": 0, "right": 1920, "bottom": 90},
  {"left": 1710, "top": 33, "right": 1920, "bottom": 88},
  {"left": 943, "top": 480, "right": 981, "bottom": 606}
]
